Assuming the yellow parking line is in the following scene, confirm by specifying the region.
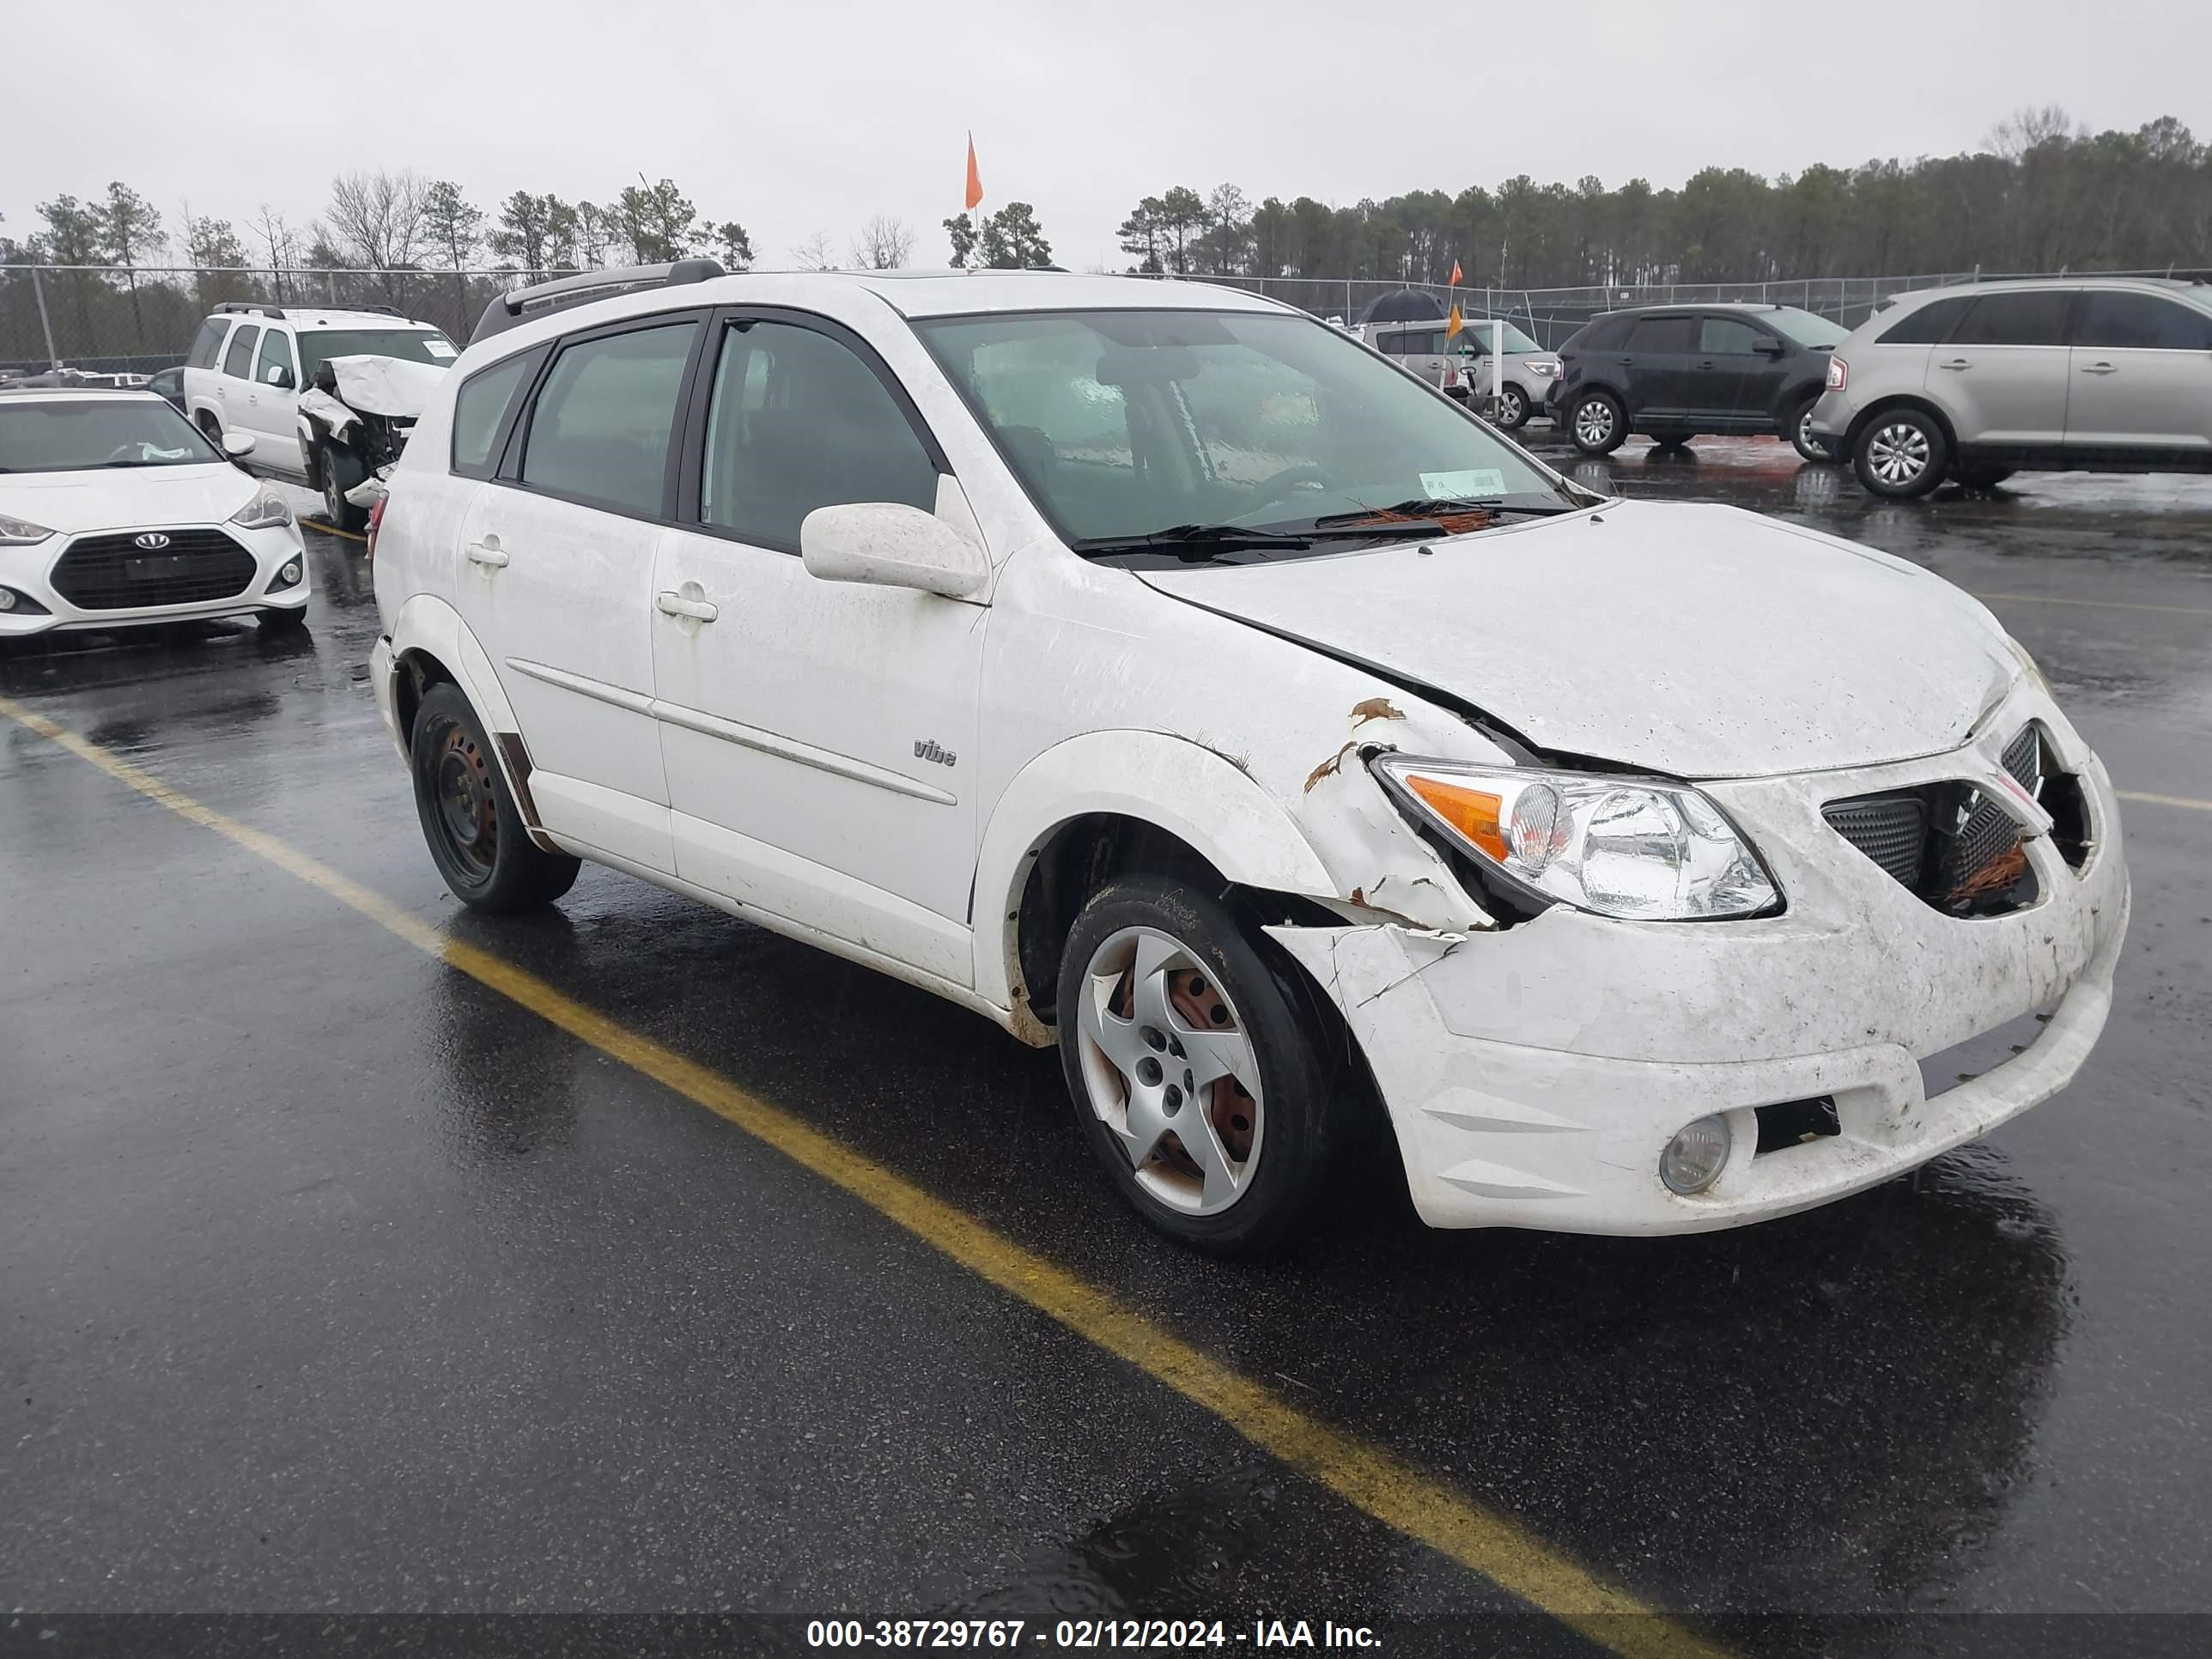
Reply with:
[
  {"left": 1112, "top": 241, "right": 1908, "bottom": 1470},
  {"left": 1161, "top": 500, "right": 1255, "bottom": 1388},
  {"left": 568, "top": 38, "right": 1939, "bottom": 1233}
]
[
  {"left": 2118, "top": 789, "right": 2212, "bottom": 812},
  {"left": 1973, "top": 590, "right": 2212, "bottom": 618},
  {"left": 305, "top": 520, "right": 368, "bottom": 543},
  {"left": 0, "top": 690, "right": 1727, "bottom": 1659}
]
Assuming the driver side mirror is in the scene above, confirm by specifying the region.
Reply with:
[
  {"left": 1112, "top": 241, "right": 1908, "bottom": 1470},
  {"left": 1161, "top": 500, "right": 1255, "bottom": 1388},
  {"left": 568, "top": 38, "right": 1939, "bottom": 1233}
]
[
  {"left": 222, "top": 431, "right": 257, "bottom": 459},
  {"left": 800, "top": 501, "right": 989, "bottom": 600},
  {"left": 1753, "top": 337, "right": 1787, "bottom": 356},
  {"left": 264, "top": 363, "right": 295, "bottom": 390}
]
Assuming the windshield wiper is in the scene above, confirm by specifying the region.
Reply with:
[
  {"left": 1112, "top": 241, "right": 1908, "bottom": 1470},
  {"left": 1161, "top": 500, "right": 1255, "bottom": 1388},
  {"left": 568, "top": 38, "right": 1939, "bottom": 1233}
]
[
  {"left": 1317, "top": 496, "right": 1577, "bottom": 524},
  {"left": 1073, "top": 520, "right": 1455, "bottom": 562}
]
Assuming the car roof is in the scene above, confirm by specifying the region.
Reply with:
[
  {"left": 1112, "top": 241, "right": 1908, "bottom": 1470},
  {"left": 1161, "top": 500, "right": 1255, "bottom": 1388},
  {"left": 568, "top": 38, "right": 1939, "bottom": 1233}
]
[
  {"left": 0, "top": 386, "right": 170, "bottom": 404},
  {"left": 208, "top": 307, "right": 442, "bottom": 331},
  {"left": 1887, "top": 275, "right": 2212, "bottom": 302},
  {"left": 756, "top": 269, "right": 1285, "bottom": 320},
  {"left": 1597, "top": 301, "right": 1785, "bottom": 318}
]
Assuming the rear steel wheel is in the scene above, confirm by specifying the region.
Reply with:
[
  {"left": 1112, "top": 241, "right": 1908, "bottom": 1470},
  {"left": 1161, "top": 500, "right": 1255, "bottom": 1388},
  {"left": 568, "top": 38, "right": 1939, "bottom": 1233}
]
[{"left": 409, "top": 682, "right": 579, "bottom": 912}]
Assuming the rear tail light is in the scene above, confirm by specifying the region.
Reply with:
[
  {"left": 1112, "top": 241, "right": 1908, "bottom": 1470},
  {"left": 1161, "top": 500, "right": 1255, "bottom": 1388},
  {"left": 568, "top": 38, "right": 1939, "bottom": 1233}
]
[
  {"left": 1826, "top": 356, "right": 1848, "bottom": 392},
  {"left": 365, "top": 494, "right": 388, "bottom": 562}
]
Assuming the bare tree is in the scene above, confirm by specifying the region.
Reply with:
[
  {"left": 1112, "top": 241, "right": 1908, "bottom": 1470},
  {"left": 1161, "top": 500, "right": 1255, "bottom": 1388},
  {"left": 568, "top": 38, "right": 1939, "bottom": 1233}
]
[
  {"left": 321, "top": 170, "right": 428, "bottom": 302},
  {"left": 788, "top": 230, "right": 839, "bottom": 271},
  {"left": 849, "top": 214, "right": 916, "bottom": 270},
  {"left": 250, "top": 204, "right": 303, "bottom": 303}
]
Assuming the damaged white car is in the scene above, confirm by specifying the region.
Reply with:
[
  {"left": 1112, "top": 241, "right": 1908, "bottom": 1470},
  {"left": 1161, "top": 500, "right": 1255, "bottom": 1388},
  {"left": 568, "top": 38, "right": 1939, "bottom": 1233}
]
[
  {"left": 368, "top": 267, "right": 2129, "bottom": 1255},
  {"left": 299, "top": 354, "right": 447, "bottom": 532}
]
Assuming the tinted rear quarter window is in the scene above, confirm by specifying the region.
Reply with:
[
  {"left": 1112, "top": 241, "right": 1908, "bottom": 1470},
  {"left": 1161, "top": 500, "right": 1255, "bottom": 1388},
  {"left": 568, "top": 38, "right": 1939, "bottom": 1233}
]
[
  {"left": 186, "top": 318, "right": 230, "bottom": 370},
  {"left": 451, "top": 349, "right": 544, "bottom": 476},
  {"left": 2075, "top": 290, "right": 2212, "bottom": 350},
  {"left": 1875, "top": 295, "right": 1973, "bottom": 345},
  {"left": 1949, "top": 291, "right": 2069, "bottom": 347},
  {"left": 1627, "top": 316, "right": 1697, "bottom": 353},
  {"left": 520, "top": 323, "right": 696, "bottom": 517}
]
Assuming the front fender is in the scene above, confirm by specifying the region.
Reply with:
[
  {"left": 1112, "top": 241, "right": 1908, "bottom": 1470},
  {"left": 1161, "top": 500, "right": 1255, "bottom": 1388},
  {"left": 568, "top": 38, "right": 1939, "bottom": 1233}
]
[{"left": 972, "top": 729, "right": 1338, "bottom": 1020}]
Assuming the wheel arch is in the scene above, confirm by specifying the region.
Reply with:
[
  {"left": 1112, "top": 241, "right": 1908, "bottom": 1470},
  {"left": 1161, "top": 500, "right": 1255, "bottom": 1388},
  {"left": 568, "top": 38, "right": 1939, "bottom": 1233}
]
[
  {"left": 384, "top": 593, "right": 559, "bottom": 853},
  {"left": 975, "top": 731, "right": 1340, "bottom": 1043},
  {"left": 1844, "top": 393, "right": 1959, "bottom": 453}
]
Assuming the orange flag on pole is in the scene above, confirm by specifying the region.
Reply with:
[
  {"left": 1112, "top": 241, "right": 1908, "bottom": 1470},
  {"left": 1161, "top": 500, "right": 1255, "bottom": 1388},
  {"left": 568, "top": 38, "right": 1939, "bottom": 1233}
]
[
  {"left": 1449, "top": 258, "right": 1462, "bottom": 286},
  {"left": 964, "top": 133, "right": 984, "bottom": 211},
  {"left": 1446, "top": 301, "right": 1464, "bottom": 339}
]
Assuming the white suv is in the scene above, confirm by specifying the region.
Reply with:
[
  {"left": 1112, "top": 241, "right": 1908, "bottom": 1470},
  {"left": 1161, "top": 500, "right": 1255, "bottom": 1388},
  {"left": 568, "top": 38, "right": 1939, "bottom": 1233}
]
[
  {"left": 369, "top": 266, "right": 2128, "bottom": 1255},
  {"left": 180, "top": 304, "right": 458, "bottom": 526}
]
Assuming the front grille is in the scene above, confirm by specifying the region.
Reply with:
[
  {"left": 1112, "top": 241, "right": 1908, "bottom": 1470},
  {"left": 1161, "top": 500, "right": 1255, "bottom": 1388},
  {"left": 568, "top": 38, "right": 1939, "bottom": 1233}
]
[
  {"left": 1823, "top": 722, "right": 2051, "bottom": 917},
  {"left": 49, "top": 528, "right": 258, "bottom": 611},
  {"left": 1824, "top": 794, "right": 1928, "bottom": 885}
]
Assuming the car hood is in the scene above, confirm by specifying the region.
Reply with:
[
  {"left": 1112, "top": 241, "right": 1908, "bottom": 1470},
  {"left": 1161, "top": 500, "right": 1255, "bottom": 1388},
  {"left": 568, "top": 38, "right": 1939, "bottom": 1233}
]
[
  {"left": 1, "top": 463, "right": 259, "bottom": 535},
  {"left": 1135, "top": 500, "right": 2018, "bottom": 779}
]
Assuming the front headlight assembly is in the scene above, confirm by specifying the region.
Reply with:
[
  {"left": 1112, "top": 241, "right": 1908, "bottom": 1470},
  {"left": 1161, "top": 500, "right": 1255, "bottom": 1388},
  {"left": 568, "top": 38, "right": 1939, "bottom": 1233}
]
[
  {"left": 1374, "top": 757, "right": 1780, "bottom": 921},
  {"left": 0, "top": 513, "right": 54, "bottom": 545},
  {"left": 228, "top": 486, "right": 294, "bottom": 531}
]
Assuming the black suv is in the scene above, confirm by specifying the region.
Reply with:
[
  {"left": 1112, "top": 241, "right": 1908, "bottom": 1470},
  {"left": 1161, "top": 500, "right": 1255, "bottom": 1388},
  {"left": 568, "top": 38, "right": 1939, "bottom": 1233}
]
[{"left": 1546, "top": 303, "right": 1845, "bottom": 460}]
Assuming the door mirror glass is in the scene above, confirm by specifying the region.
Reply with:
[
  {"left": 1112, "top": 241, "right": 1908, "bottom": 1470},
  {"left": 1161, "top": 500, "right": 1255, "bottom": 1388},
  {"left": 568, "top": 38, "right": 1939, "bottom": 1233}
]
[
  {"left": 264, "top": 363, "right": 295, "bottom": 389},
  {"left": 222, "top": 431, "right": 257, "bottom": 459},
  {"left": 800, "top": 502, "right": 988, "bottom": 600},
  {"left": 1752, "top": 337, "right": 1787, "bottom": 356}
]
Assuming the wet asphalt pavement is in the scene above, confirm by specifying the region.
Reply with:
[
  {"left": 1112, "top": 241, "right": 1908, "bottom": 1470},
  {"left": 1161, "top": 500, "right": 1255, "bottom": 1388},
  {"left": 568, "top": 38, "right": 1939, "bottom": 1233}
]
[{"left": 2, "top": 439, "right": 2209, "bottom": 1656}]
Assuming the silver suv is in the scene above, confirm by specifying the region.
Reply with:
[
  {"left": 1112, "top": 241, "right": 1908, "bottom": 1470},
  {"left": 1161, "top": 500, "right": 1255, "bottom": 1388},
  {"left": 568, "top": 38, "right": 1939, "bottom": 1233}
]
[
  {"left": 1809, "top": 277, "right": 2212, "bottom": 497},
  {"left": 1364, "top": 318, "right": 1559, "bottom": 428}
]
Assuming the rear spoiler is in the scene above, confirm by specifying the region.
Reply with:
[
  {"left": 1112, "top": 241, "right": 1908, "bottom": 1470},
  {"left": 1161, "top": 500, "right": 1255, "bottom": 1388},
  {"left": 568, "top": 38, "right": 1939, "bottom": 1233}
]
[{"left": 470, "top": 259, "right": 726, "bottom": 344}]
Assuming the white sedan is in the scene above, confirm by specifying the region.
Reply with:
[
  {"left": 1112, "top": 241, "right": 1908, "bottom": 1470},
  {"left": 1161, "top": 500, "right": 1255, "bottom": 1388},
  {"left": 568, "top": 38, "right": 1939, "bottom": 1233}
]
[
  {"left": 0, "top": 390, "right": 308, "bottom": 638},
  {"left": 368, "top": 269, "right": 2128, "bottom": 1255}
]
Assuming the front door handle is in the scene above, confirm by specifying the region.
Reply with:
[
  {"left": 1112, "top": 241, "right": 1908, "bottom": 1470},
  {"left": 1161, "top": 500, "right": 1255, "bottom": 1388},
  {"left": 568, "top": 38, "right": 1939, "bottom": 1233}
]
[
  {"left": 2081, "top": 362, "right": 2119, "bottom": 375},
  {"left": 656, "top": 591, "right": 719, "bottom": 623},
  {"left": 1938, "top": 358, "right": 1972, "bottom": 371},
  {"left": 465, "top": 539, "right": 508, "bottom": 568},
  {"left": 1697, "top": 359, "right": 1717, "bottom": 369}
]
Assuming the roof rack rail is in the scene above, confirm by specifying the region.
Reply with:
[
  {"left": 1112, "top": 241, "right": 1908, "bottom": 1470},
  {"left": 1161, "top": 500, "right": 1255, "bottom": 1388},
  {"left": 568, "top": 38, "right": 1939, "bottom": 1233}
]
[
  {"left": 470, "top": 258, "right": 726, "bottom": 344},
  {"left": 215, "top": 301, "right": 285, "bottom": 319}
]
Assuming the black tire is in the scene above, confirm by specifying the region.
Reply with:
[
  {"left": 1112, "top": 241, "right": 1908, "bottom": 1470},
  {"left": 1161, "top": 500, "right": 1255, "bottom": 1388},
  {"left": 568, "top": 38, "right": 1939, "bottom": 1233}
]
[
  {"left": 258, "top": 606, "right": 307, "bottom": 634},
  {"left": 319, "top": 441, "right": 368, "bottom": 532},
  {"left": 1785, "top": 396, "right": 1826, "bottom": 464},
  {"left": 1953, "top": 464, "right": 2015, "bottom": 490},
  {"left": 1651, "top": 434, "right": 1698, "bottom": 449},
  {"left": 409, "top": 682, "right": 579, "bottom": 913},
  {"left": 1055, "top": 872, "right": 1346, "bottom": 1257},
  {"left": 1492, "top": 384, "right": 1531, "bottom": 429},
  {"left": 1568, "top": 389, "right": 1627, "bottom": 455},
  {"left": 1853, "top": 407, "right": 1949, "bottom": 499}
]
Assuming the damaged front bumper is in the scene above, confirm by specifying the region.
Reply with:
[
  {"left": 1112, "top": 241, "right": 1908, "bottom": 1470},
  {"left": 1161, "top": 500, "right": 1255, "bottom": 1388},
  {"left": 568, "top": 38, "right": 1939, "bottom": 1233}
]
[{"left": 1269, "top": 703, "right": 2130, "bottom": 1233}]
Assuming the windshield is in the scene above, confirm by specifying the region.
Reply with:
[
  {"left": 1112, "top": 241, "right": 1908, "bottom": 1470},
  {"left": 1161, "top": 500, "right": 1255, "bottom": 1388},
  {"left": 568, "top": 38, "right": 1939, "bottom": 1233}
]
[
  {"left": 0, "top": 398, "right": 222, "bottom": 473},
  {"left": 1461, "top": 319, "right": 1542, "bottom": 355},
  {"left": 298, "top": 328, "right": 459, "bottom": 381},
  {"left": 915, "top": 308, "right": 1571, "bottom": 558},
  {"left": 1765, "top": 307, "right": 1847, "bottom": 348}
]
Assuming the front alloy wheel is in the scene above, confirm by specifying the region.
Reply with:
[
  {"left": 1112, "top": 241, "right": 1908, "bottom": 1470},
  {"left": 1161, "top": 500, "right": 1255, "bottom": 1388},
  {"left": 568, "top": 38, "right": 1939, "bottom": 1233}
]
[
  {"left": 1054, "top": 874, "right": 1346, "bottom": 1255},
  {"left": 1571, "top": 392, "right": 1626, "bottom": 454},
  {"left": 1492, "top": 386, "right": 1528, "bottom": 428},
  {"left": 1074, "top": 926, "right": 1265, "bottom": 1218}
]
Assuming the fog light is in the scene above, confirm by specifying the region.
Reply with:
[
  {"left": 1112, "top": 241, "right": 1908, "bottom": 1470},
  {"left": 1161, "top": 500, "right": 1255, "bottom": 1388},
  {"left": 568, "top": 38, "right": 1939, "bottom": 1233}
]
[
  {"left": 0, "top": 587, "right": 14, "bottom": 611},
  {"left": 271, "top": 557, "right": 304, "bottom": 592},
  {"left": 1659, "top": 1114, "right": 1732, "bottom": 1195}
]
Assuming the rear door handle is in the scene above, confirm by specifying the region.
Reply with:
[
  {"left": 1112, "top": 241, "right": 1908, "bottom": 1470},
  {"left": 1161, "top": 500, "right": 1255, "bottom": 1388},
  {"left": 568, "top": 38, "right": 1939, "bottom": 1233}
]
[
  {"left": 465, "top": 540, "right": 508, "bottom": 568},
  {"left": 1938, "top": 358, "right": 1972, "bottom": 371},
  {"left": 2081, "top": 362, "right": 2118, "bottom": 375},
  {"left": 656, "top": 591, "right": 719, "bottom": 623}
]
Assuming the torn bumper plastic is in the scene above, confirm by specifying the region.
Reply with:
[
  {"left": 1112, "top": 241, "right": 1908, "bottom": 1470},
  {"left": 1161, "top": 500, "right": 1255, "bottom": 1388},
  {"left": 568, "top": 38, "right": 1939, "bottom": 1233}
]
[{"left": 1269, "top": 706, "right": 2130, "bottom": 1233}]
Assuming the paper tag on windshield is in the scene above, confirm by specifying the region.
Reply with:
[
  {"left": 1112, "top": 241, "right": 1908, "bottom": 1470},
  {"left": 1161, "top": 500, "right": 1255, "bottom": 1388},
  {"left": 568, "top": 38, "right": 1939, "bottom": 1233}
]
[
  {"left": 424, "top": 340, "right": 458, "bottom": 359},
  {"left": 1419, "top": 469, "right": 1507, "bottom": 500}
]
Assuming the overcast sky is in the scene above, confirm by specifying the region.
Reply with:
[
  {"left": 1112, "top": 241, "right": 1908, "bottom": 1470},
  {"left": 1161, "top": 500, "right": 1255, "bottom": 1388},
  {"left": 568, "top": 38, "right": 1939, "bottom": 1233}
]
[{"left": 5, "top": 0, "right": 2207, "bottom": 272}]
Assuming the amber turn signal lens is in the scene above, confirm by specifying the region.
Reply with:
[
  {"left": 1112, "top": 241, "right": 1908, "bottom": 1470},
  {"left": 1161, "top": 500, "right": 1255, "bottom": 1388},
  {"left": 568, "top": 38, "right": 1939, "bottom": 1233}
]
[{"left": 1402, "top": 775, "right": 1508, "bottom": 860}]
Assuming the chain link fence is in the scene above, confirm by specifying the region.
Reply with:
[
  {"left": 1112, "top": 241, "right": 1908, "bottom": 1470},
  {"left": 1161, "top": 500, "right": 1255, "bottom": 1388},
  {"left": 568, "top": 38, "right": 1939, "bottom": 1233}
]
[{"left": 6, "top": 262, "right": 2194, "bottom": 374}]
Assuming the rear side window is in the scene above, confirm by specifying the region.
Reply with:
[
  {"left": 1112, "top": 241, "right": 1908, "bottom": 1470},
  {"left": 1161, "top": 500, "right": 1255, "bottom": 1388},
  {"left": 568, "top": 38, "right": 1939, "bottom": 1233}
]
[
  {"left": 520, "top": 322, "right": 696, "bottom": 517},
  {"left": 697, "top": 319, "right": 939, "bottom": 550},
  {"left": 1949, "top": 291, "right": 2069, "bottom": 347},
  {"left": 255, "top": 329, "right": 295, "bottom": 388},
  {"left": 450, "top": 349, "right": 544, "bottom": 477},
  {"left": 2074, "top": 290, "right": 2212, "bottom": 350},
  {"left": 222, "top": 324, "right": 261, "bottom": 379},
  {"left": 1626, "top": 316, "right": 1696, "bottom": 353},
  {"left": 186, "top": 318, "right": 230, "bottom": 370},
  {"left": 1699, "top": 317, "right": 1765, "bottom": 355},
  {"left": 1876, "top": 295, "right": 1973, "bottom": 345}
]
